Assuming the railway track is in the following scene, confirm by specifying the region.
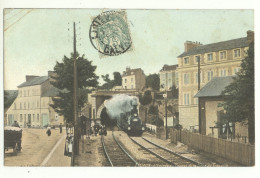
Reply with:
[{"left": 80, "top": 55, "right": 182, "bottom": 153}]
[
  {"left": 130, "top": 136, "right": 204, "bottom": 166},
  {"left": 101, "top": 131, "right": 139, "bottom": 167}
]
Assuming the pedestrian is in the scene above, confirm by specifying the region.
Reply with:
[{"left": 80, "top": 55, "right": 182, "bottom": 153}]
[
  {"left": 46, "top": 126, "right": 51, "bottom": 136},
  {"left": 12, "top": 121, "right": 20, "bottom": 128},
  {"left": 59, "top": 123, "right": 62, "bottom": 133}
]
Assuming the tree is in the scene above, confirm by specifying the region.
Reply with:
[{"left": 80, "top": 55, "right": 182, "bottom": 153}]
[
  {"left": 139, "top": 90, "right": 152, "bottom": 106},
  {"left": 99, "top": 72, "right": 122, "bottom": 90},
  {"left": 170, "top": 85, "right": 178, "bottom": 98},
  {"left": 146, "top": 74, "right": 160, "bottom": 91},
  {"left": 50, "top": 53, "right": 98, "bottom": 123},
  {"left": 220, "top": 42, "right": 254, "bottom": 144}
]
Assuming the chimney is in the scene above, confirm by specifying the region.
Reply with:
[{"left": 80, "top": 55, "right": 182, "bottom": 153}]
[
  {"left": 247, "top": 30, "right": 254, "bottom": 44},
  {"left": 126, "top": 67, "right": 130, "bottom": 72},
  {"left": 26, "top": 75, "right": 39, "bottom": 82},
  {"left": 184, "top": 41, "right": 201, "bottom": 52}
]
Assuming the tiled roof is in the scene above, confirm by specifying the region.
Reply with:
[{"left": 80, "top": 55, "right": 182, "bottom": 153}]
[
  {"left": 178, "top": 37, "right": 248, "bottom": 58},
  {"left": 160, "top": 64, "right": 178, "bottom": 72},
  {"left": 194, "top": 76, "right": 234, "bottom": 98},
  {"left": 18, "top": 76, "right": 48, "bottom": 88}
]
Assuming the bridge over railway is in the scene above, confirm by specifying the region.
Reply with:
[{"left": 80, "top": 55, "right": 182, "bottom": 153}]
[{"left": 89, "top": 89, "right": 140, "bottom": 124}]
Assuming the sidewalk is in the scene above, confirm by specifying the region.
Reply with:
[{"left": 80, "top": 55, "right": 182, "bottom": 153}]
[{"left": 73, "top": 135, "right": 103, "bottom": 166}]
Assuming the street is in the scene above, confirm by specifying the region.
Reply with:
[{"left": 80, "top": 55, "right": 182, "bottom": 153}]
[{"left": 4, "top": 128, "right": 71, "bottom": 166}]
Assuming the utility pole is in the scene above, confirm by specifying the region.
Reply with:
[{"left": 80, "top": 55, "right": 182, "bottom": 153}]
[
  {"left": 73, "top": 22, "right": 79, "bottom": 155},
  {"left": 163, "top": 92, "right": 168, "bottom": 139},
  {"left": 198, "top": 56, "right": 201, "bottom": 134}
]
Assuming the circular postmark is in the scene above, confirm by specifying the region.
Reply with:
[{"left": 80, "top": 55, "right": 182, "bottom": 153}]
[{"left": 89, "top": 11, "right": 132, "bottom": 56}]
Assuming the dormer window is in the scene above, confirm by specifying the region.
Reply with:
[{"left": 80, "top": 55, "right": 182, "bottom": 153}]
[
  {"left": 207, "top": 53, "right": 213, "bottom": 61},
  {"left": 234, "top": 49, "right": 241, "bottom": 58},
  {"left": 184, "top": 57, "right": 189, "bottom": 64}
]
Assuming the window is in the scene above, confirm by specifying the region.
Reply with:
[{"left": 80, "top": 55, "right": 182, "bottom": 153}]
[
  {"left": 131, "top": 72, "right": 134, "bottom": 75},
  {"left": 125, "top": 79, "right": 127, "bottom": 83},
  {"left": 28, "top": 90, "right": 30, "bottom": 96},
  {"left": 184, "top": 93, "right": 190, "bottom": 105},
  {"left": 37, "top": 101, "right": 39, "bottom": 108},
  {"left": 207, "top": 71, "right": 214, "bottom": 81},
  {"left": 195, "top": 72, "right": 203, "bottom": 84},
  {"left": 220, "top": 51, "right": 227, "bottom": 60},
  {"left": 131, "top": 78, "right": 133, "bottom": 82},
  {"left": 20, "top": 91, "right": 22, "bottom": 97},
  {"left": 33, "top": 114, "right": 35, "bottom": 122},
  {"left": 20, "top": 103, "right": 22, "bottom": 109},
  {"left": 184, "top": 73, "right": 190, "bottom": 84},
  {"left": 125, "top": 86, "right": 127, "bottom": 89},
  {"left": 24, "top": 90, "right": 26, "bottom": 97},
  {"left": 207, "top": 53, "right": 213, "bottom": 61},
  {"left": 184, "top": 57, "right": 189, "bottom": 64},
  {"left": 234, "top": 67, "right": 240, "bottom": 74},
  {"left": 32, "top": 102, "right": 34, "bottom": 109},
  {"left": 24, "top": 102, "right": 26, "bottom": 109},
  {"left": 131, "top": 85, "right": 133, "bottom": 89},
  {"left": 37, "top": 114, "right": 39, "bottom": 122},
  {"left": 234, "top": 49, "right": 241, "bottom": 58},
  {"left": 195, "top": 55, "right": 200, "bottom": 63},
  {"left": 28, "top": 102, "right": 30, "bottom": 109},
  {"left": 24, "top": 114, "right": 26, "bottom": 122},
  {"left": 220, "top": 69, "right": 226, "bottom": 77},
  {"left": 20, "top": 114, "right": 23, "bottom": 122}
]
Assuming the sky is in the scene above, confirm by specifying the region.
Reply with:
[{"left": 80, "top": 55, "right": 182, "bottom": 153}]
[{"left": 4, "top": 9, "right": 254, "bottom": 90}]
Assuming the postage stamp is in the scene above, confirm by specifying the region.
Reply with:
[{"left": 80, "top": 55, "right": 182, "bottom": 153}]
[{"left": 89, "top": 10, "right": 132, "bottom": 56}]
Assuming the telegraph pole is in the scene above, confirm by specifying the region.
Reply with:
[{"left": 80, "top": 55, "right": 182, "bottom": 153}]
[
  {"left": 73, "top": 22, "right": 79, "bottom": 155},
  {"left": 165, "top": 97, "right": 168, "bottom": 139}
]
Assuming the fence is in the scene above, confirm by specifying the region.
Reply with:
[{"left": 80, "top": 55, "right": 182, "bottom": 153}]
[{"left": 170, "top": 129, "right": 255, "bottom": 166}]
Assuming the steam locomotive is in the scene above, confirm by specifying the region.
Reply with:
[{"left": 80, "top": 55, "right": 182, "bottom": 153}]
[{"left": 117, "top": 102, "right": 145, "bottom": 136}]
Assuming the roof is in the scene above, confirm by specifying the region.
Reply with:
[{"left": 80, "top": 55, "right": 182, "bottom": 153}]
[
  {"left": 194, "top": 76, "right": 234, "bottom": 98},
  {"left": 123, "top": 68, "right": 143, "bottom": 76},
  {"left": 18, "top": 76, "right": 48, "bottom": 88},
  {"left": 41, "top": 86, "right": 61, "bottom": 97},
  {"left": 160, "top": 64, "right": 178, "bottom": 72},
  {"left": 178, "top": 37, "right": 248, "bottom": 58}
]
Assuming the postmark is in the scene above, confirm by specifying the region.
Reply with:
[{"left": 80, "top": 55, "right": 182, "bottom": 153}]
[{"left": 89, "top": 10, "right": 132, "bottom": 56}]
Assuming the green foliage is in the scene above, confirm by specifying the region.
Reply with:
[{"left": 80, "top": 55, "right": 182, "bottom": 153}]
[
  {"left": 50, "top": 52, "right": 98, "bottom": 123},
  {"left": 139, "top": 90, "right": 152, "bottom": 106},
  {"left": 99, "top": 72, "right": 122, "bottom": 90},
  {"left": 170, "top": 85, "right": 178, "bottom": 98},
  {"left": 4, "top": 91, "right": 18, "bottom": 108},
  {"left": 220, "top": 42, "right": 254, "bottom": 144},
  {"left": 146, "top": 74, "right": 160, "bottom": 91},
  {"left": 148, "top": 105, "right": 159, "bottom": 115}
]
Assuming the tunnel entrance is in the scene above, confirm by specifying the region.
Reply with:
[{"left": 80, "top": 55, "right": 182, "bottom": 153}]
[{"left": 100, "top": 107, "right": 116, "bottom": 127}]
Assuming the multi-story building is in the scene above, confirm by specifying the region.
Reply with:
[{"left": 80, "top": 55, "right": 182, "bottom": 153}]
[
  {"left": 177, "top": 30, "right": 254, "bottom": 130},
  {"left": 6, "top": 71, "right": 64, "bottom": 127},
  {"left": 159, "top": 64, "right": 178, "bottom": 91},
  {"left": 122, "top": 67, "right": 146, "bottom": 90}
]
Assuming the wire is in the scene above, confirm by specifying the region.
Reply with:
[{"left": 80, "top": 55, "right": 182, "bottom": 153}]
[{"left": 4, "top": 9, "right": 33, "bottom": 32}]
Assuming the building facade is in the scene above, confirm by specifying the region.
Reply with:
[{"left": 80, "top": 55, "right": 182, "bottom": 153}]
[
  {"left": 177, "top": 31, "right": 254, "bottom": 130},
  {"left": 159, "top": 64, "right": 178, "bottom": 91},
  {"left": 6, "top": 72, "right": 64, "bottom": 128},
  {"left": 122, "top": 67, "right": 146, "bottom": 90}
]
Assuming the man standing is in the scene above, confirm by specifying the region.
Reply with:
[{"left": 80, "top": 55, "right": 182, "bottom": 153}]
[{"left": 59, "top": 123, "right": 62, "bottom": 133}]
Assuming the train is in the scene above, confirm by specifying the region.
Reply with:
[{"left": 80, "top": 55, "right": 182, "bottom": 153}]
[{"left": 116, "top": 101, "right": 145, "bottom": 136}]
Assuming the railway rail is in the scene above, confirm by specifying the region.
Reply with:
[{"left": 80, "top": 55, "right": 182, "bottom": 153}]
[
  {"left": 130, "top": 136, "right": 204, "bottom": 166},
  {"left": 101, "top": 131, "right": 139, "bottom": 167}
]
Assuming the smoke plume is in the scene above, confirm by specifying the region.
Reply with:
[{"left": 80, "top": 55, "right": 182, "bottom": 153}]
[{"left": 104, "top": 94, "right": 138, "bottom": 120}]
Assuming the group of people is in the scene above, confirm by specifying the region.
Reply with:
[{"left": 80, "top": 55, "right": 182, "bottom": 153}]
[{"left": 92, "top": 124, "right": 107, "bottom": 136}]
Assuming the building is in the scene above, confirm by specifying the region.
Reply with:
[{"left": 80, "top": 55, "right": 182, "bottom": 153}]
[
  {"left": 4, "top": 90, "right": 18, "bottom": 126},
  {"left": 177, "top": 31, "right": 254, "bottom": 130},
  {"left": 122, "top": 67, "right": 146, "bottom": 90},
  {"left": 159, "top": 64, "right": 178, "bottom": 91},
  {"left": 6, "top": 72, "right": 64, "bottom": 128},
  {"left": 194, "top": 76, "right": 248, "bottom": 140}
]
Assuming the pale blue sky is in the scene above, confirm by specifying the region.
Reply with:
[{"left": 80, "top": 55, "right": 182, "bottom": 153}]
[{"left": 4, "top": 9, "right": 254, "bottom": 90}]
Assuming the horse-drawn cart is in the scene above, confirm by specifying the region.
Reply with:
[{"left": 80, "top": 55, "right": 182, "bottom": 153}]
[{"left": 4, "top": 126, "right": 22, "bottom": 155}]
